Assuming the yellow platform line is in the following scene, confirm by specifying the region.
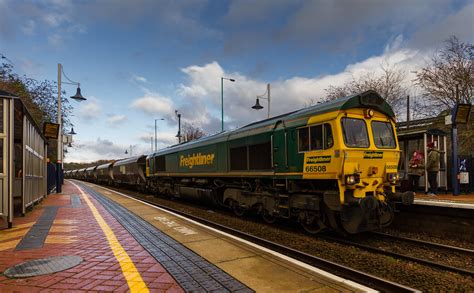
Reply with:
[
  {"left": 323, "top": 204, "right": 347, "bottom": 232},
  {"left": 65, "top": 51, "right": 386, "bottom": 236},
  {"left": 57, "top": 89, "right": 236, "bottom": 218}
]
[{"left": 70, "top": 181, "right": 149, "bottom": 293}]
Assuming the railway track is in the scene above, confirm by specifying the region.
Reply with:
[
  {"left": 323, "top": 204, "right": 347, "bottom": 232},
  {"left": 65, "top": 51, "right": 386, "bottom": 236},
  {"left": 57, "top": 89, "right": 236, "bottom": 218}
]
[
  {"left": 87, "top": 182, "right": 417, "bottom": 293},
  {"left": 370, "top": 231, "right": 474, "bottom": 255},
  {"left": 319, "top": 233, "right": 474, "bottom": 278}
]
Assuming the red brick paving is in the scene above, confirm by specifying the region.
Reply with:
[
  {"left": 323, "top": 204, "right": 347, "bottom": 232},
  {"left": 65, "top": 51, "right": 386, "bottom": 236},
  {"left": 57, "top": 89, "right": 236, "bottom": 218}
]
[{"left": 0, "top": 181, "right": 184, "bottom": 292}]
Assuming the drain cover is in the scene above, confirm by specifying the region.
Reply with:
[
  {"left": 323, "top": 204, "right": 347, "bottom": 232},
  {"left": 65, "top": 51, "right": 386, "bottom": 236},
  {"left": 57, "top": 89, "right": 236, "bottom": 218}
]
[{"left": 4, "top": 255, "right": 83, "bottom": 278}]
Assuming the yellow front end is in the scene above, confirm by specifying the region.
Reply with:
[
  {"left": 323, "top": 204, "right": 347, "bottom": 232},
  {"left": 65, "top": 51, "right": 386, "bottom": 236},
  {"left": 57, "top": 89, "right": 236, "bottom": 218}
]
[
  {"left": 302, "top": 108, "right": 399, "bottom": 198},
  {"left": 336, "top": 108, "right": 400, "bottom": 203},
  {"left": 301, "top": 108, "right": 405, "bottom": 233}
]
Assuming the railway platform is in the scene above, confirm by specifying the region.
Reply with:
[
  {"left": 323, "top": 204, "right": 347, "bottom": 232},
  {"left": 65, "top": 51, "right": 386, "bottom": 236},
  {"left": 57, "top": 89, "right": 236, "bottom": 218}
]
[
  {"left": 0, "top": 181, "right": 183, "bottom": 292},
  {"left": 0, "top": 180, "right": 373, "bottom": 292},
  {"left": 414, "top": 192, "right": 474, "bottom": 209}
]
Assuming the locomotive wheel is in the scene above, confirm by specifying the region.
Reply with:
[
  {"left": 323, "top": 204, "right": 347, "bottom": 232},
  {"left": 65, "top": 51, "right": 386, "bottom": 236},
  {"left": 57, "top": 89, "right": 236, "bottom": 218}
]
[
  {"left": 262, "top": 210, "right": 277, "bottom": 224},
  {"left": 379, "top": 204, "right": 394, "bottom": 227},
  {"left": 301, "top": 220, "right": 323, "bottom": 234},
  {"left": 232, "top": 201, "right": 246, "bottom": 217},
  {"left": 300, "top": 212, "right": 323, "bottom": 234}
]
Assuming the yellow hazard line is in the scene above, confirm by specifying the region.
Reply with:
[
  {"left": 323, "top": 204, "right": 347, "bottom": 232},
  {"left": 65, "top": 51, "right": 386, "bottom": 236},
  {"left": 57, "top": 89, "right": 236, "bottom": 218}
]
[{"left": 70, "top": 181, "right": 149, "bottom": 293}]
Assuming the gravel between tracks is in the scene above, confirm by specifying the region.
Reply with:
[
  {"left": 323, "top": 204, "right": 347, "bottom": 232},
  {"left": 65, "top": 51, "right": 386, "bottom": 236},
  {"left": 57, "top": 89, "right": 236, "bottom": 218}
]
[{"left": 101, "top": 186, "right": 474, "bottom": 291}]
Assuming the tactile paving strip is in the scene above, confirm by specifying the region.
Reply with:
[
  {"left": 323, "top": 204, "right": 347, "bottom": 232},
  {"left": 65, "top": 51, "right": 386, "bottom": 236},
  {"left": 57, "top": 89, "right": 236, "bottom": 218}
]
[
  {"left": 4, "top": 255, "right": 83, "bottom": 278},
  {"left": 80, "top": 184, "right": 253, "bottom": 293},
  {"left": 70, "top": 194, "right": 82, "bottom": 208},
  {"left": 15, "top": 206, "right": 59, "bottom": 250}
]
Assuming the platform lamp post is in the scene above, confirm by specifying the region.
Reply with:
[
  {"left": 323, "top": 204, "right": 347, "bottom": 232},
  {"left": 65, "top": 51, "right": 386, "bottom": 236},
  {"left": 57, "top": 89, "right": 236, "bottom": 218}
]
[
  {"left": 175, "top": 110, "right": 182, "bottom": 143},
  {"left": 63, "top": 128, "right": 76, "bottom": 157},
  {"left": 252, "top": 83, "right": 271, "bottom": 118},
  {"left": 57, "top": 63, "right": 86, "bottom": 193},
  {"left": 125, "top": 145, "right": 133, "bottom": 157},
  {"left": 221, "top": 77, "right": 235, "bottom": 132},
  {"left": 154, "top": 118, "right": 165, "bottom": 152}
]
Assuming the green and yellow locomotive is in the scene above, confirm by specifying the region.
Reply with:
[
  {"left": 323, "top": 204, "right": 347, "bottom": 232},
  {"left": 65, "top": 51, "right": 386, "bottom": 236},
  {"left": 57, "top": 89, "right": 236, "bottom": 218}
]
[{"left": 146, "top": 90, "right": 413, "bottom": 234}]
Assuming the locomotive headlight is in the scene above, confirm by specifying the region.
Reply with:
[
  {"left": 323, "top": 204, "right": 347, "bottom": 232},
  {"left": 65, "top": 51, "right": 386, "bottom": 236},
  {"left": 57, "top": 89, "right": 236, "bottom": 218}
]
[
  {"left": 387, "top": 173, "right": 399, "bottom": 184},
  {"left": 364, "top": 108, "right": 375, "bottom": 118},
  {"left": 345, "top": 174, "right": 360, "bottom": 185}
]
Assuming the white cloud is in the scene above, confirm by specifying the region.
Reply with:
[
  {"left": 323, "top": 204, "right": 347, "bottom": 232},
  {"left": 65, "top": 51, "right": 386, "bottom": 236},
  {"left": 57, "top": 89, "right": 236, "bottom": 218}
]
[
  {"left": 78, "top": 97, "right": 101, "bottom": 120},
  {"left": 106, "top": 114, "right": 127, "bottom": 127},
  {"left": 138, "top": 132, "right": 178, "bottom": 148},
  {"left": 179, "top": 61, "right": 223, "bottom": 100},
  {"left": 131, "top": 92, "right": 175, "bottom": 118},
  {"left": 131, "top": 74, "right": 147, "bottom": 83},
  {"left": 65, "top": 137, "right": 148, "bottom": 163},
  {"left": 175, "top": 46, "right": 428, "bottom": 133}
]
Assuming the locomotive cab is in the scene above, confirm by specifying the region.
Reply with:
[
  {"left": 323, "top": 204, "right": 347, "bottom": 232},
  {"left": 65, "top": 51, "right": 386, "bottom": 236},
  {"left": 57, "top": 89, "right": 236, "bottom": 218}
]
[{"left": 300, "top": 91, "right": 413, "bottom": 233}]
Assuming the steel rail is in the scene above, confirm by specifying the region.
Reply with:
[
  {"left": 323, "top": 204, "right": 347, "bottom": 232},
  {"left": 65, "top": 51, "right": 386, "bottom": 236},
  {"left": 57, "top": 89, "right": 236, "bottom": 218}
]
[
  {"left": 84, "top": 181, "right": 419, "bottom": 293},
  {"left": 319, "top": 235, "right": 474, "bottom": 278},
  {"left": 370, "top": 231, "right": 474, "bottom": 255}
]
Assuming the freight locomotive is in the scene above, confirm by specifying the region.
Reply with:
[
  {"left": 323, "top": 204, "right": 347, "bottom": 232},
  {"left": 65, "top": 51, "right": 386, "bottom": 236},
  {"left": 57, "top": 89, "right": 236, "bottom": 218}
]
[{"left": 66, "top": 90, "right": 414, "bottom": 234}]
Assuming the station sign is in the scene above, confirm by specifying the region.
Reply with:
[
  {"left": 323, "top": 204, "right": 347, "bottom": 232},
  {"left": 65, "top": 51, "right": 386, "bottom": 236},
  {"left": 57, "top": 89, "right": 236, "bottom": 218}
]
[
  {"left": 452, "top": 103, "right": 472, "bottom": 125},
  {"left": 43, "top": 122, "right": 60, "bottom": 139}
]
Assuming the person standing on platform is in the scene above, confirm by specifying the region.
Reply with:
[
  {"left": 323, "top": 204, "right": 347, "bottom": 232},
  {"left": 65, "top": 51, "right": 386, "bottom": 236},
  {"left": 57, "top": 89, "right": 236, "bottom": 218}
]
[
  {"left": 426, "top": 142, "right": 440, "bottom": 196},
  {"left": 408, "top": 151, "right": 424, "bottom": 193}
]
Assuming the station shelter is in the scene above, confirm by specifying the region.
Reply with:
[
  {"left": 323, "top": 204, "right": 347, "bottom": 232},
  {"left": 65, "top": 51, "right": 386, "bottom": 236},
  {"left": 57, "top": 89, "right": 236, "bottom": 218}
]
[
  {"left": 397, "top": 126, "right": 448, "bottom": 193},
  {"left": 0, "top": 90, "right": 48, "bottom": 228}
]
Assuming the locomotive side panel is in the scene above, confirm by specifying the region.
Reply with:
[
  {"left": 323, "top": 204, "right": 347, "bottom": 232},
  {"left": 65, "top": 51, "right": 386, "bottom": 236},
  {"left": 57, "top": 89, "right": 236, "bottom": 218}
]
[{"left": 177, "top": 144, "right": 218, "bottom": 174}]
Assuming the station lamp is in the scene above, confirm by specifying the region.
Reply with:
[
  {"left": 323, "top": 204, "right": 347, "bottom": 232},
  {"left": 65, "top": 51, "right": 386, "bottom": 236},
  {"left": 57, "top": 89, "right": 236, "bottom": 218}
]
[{"left": 70, "top": 86, "right": 86, "bottom": 101}]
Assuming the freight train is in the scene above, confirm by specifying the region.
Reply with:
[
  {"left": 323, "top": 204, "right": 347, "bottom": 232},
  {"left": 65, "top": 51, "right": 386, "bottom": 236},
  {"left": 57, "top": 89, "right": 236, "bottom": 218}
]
[{"left": 66, "top": 90, "right": 414, "bottom": 234}]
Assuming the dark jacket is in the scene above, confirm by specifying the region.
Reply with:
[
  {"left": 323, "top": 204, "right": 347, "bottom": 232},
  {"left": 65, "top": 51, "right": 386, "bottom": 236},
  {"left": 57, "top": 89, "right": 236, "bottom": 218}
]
[
  {"left": 408, "top": 159, "right": 424, "bottom": 176},
  {"left": 426, "top": 149, "right": 440, "bottom": 172}
]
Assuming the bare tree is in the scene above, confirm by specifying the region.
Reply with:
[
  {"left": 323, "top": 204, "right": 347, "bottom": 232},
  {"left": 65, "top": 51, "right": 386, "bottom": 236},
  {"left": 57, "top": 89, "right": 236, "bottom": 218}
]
[
  {"left": 1, "top": 62, "right": 73, "bottom": 161},
  {"left": 323, "top": 64, "right": 408, "bottom": 117},
  {"left": 415, "top": 36, "right": 473, "bottom": 111},
  {"left": 182, "top": 122, "right": 206, "bottom": 142}
]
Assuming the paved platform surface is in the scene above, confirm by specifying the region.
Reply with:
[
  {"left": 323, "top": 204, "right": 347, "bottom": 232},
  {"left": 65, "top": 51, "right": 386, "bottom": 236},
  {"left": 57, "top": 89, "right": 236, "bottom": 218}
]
[
  {"left": 414, "top": 192, "right": 474, "bottom": 209},
  {"left": 0, "top": 182, "right": 183, "bottom": 292},
  {"left": 80, "top": 181, "right": 371, "bottom": 293},
  {"left": 0, "top": 180, "right": 371, "bottom": 292}
]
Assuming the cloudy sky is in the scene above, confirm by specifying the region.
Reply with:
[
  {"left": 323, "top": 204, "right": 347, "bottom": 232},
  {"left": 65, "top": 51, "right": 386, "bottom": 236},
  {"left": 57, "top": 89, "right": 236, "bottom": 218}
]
[{"left": 0, "top": 0, "right": 472, "bottom": 162}]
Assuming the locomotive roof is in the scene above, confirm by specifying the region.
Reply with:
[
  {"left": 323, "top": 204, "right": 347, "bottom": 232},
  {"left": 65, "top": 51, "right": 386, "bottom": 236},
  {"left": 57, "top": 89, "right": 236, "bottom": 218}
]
[{"left": 149, "top": 90, "right": 394, "bottom": 158}]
